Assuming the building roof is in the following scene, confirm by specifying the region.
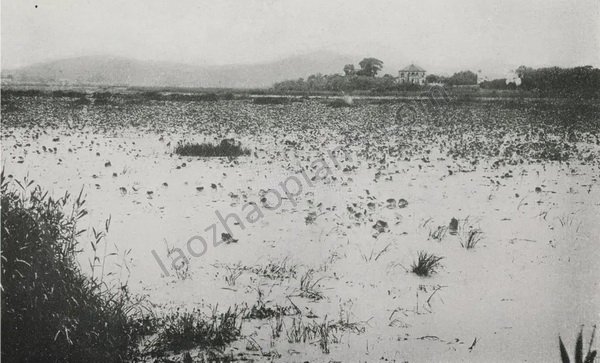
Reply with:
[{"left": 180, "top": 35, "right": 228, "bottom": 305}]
[{"left": 400, "top": 64, "right": 426, "bottom": 72}]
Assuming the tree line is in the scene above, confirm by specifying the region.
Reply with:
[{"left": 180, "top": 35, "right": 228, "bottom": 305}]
[
  {"left": 425, "top": 71, "right": 478, "bottom": 86},
  {"left": 513, "top": 65, "right": 600, "bottom": 98},
  {"left": 272, "top": 58, "right": 600, "bottom": 98},
  {"left": 272, "top": 57, "right": 478, "bottom": 93}
]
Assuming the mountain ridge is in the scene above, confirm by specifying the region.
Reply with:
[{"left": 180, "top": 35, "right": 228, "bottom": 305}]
[{"left": 2, "top": 51, "right": 362, "bottom": 89}]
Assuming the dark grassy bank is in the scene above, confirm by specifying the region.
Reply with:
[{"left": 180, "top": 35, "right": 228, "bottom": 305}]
[
  {"left": 0, "top": 173, "right": 146, "bottom": 361},
  {"left": 0, "top": 173, "right": 245, "bottom": 361}
]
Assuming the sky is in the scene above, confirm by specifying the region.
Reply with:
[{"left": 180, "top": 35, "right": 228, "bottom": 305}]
[{"left": 2, "top": 0, "right": 599, "bottom": 74}]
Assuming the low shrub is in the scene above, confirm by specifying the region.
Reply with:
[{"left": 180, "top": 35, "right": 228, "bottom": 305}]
[
  {"left": 174, "top": 139, "right": 251, "bottom": 157},
  {"left": 253, "top": 97, "right": 291, "bottom": 105}
]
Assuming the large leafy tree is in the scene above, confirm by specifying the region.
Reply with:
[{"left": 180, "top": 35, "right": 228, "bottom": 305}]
[
  {"left": 357, "top": 58, "right": 383, "bottom": 77},
  {"left": 343, "top": 64, "right": 356, "bottom": 76}
]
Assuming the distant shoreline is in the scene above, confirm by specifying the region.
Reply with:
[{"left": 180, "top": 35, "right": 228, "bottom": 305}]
[{"left": 4, "top": 83, "right": 597, "bottom": 101}]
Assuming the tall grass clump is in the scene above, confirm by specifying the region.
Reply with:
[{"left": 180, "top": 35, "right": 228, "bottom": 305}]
[
  {"left": 0, "top": 172, "right": 146, "bottom": 362},
  {"left": 559, "top": 325, "right": 597, "bottom": 363},
  {"left": 152, "top": 306, "right": 243, "bottom": 353},
  {"left": 174, "top": 138, "right": 251, "bottom": 157},
  {"left": 285, "top": 318, "right": 339, "bottom": 354},
  {"left": 298, "top": 269, "right": 325, "bottom": 300},
  {"left": 411, "top": 251, "right": 444, "bottom": 277},
  {"left": 460, "top": 228, "right": 483, "bottom": 249}
]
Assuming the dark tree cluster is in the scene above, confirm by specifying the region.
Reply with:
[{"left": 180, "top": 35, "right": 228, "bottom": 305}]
[
  {"left": 477, "top": 66, "right": 600, "bottom": 98},
  {"left": 479, "top": 78, "right": 517, "bottom": 90},
  {"left": 515, "top": 65, "right": 600, "bottom": 98},
  {"left": 425, "top": 71, "right": 478, "bottom": 86},
  {"left": 273, "top": 57, "right": 422, "bottom": 93}
]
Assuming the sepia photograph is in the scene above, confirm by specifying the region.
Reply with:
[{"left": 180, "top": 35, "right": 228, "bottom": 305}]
[{"left": 1, "top": 0, "right": 599, "bottom": 362}]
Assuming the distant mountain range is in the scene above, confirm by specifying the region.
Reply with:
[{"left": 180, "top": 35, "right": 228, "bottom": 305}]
[{"left": 2, "top": 51, "right": 359, "bottom": 89}]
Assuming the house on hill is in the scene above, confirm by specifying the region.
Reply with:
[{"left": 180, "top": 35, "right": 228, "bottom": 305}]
[{"left": 398, "top": 64, "right": 426, "bottom": 85}]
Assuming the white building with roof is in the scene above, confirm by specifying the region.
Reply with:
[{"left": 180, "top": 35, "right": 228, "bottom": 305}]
[{"left": 398, "top": 64, "right": 426, "bottom": 85}]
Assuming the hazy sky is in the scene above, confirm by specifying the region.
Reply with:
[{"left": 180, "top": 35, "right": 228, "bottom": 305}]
[{"left": 2, "top": 0, "right": 599, "bottom": 73}]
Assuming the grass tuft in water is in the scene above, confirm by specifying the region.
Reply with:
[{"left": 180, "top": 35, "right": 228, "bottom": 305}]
[{"left": 411, "top": 251, "right": 444, "bottom": 277}]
